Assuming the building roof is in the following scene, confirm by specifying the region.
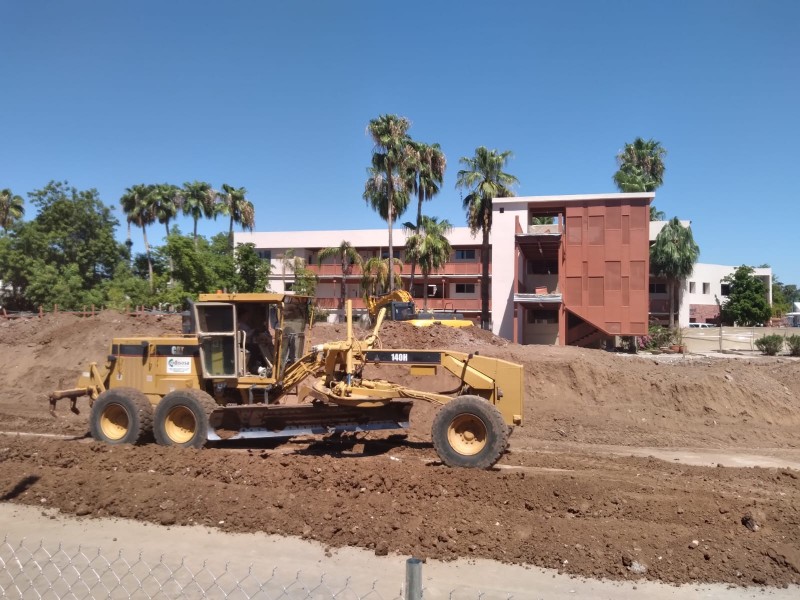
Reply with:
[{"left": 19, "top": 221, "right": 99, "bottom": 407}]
[{"left": 493, "top": 192, "right": 655, "bottom": 207}]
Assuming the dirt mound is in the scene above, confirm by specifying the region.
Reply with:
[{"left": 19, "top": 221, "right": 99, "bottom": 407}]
[{"left": 2, "top": 312, "right": 800, "bottom": 586}]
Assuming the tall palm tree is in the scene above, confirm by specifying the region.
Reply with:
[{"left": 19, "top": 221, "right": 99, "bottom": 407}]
[
  {"left": 405, "top": 216, "right": 452, "bottom": 311},
  {"left": 650, "top": 217, "right": 700, "bottom": 329},
  {"left": 317, "top": 240, "right": 363, "bottom": 310},
  {"left": 613, "top": 137, "right": 667, "bottom": 221},
  {"left": 363, "top": 114, "right": 412, "bottom": 291},
  {"left": 220, "top": 184, "right": 255, "bottom": 247},
  {"left": 404, "top": 141, "right": 446, "bottom": 293},
  {"left": 361, "top": 257, "right": 403, "bottom": 297},
  {"left": 0, "top": 189, "right": 25, "bottom": 231},
  {"left": 150, "top": 183, "right": 181, "bottom": 240},
  {"left": 456, "top": 147, "right": 518, "bottom": 329},
  {"left": 120, "top": 184, "right": 157, "bottom": 289},
  {"left": 180, "top": 181, "right": 217, "bottom": 247}
]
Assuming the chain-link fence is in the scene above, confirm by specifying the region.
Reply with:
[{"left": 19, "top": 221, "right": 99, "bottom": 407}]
[{"left": 0, "top": 536, "right": 514, "bottom": 600}]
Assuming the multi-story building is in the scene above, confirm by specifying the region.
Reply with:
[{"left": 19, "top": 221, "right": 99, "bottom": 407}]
[
  {"left": 237, "top": 192, "right": 655, "bottom": 348},
  {"left": 234, "top": 228, "right": 488, "bottom": 317}
]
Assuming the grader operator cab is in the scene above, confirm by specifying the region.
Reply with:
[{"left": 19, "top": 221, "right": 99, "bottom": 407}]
[{"left": 50, "top": 293, "right": 523, "bottom": 469}]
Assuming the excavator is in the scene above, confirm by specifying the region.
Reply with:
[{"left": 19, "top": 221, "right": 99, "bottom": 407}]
[
  {"left": 50, "top": 293, "right": 523, "bottom": 469},
  {"left": 365, "top": 290, "right": 473, "bottom": 328}
]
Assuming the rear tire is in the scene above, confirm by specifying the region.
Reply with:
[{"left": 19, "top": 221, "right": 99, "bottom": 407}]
[
  {"left": 431, "top": 395, "right": 509, "bottom": 469},
  {"left": 153, "top": 389, "right": 218, "bottom": 448},
  {"left": 90, "top": 388, "right": 153, "bottom": 445}
]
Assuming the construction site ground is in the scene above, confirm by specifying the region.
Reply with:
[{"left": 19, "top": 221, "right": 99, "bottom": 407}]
[{"left": 1, "top": 312, "right": 799, "bottom": 591}]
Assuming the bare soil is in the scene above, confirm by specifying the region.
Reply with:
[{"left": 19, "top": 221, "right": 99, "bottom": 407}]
[{"left": 1, "top": 312, "right": 800, "bottom": 586}]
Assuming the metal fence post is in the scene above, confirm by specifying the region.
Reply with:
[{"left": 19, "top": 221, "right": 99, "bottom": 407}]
[{"left": 405, "top": 557, "right": 423, "bottom": 600}]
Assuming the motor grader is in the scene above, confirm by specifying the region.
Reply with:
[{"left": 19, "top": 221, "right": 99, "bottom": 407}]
[{"left": 50, "top": 293, "right": 523, "bottom": 469}]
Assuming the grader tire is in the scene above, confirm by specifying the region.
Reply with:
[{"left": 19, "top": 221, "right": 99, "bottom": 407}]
[
  {"left": 153, "top": 389, "right": 218, "bottom": 449},
  {"left": 431, "top": 395, "right": 509, "bottom": 469},
  {"left": 90, "top": 388, "right": 153, "bottom": 445}
]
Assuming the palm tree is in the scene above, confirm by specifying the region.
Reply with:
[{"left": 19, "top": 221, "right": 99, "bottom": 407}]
[
  {"left": 405, "top": 216, "right": 452, "bottom": 311},
  {"left": 363, "top": 114, "right": 412, "bottom": 291},
  {"left": 456, "top": 147, "right": 518, "bottom": 329},
  {"left": 613, "top": 137, "right": 667, "bottom": 221},
  {"left": 317, "top": 240, "right": 363, "bottom": 310},
  {"left": 120, "top": 184, "right": 157, "bottom": 289},
  {"left": 0, "top": 189, "right": 24, "bottom": 231},
  {"left": 650, "top": 217, "right": 700, "bottom": 329},
  {"left": 404, "top": 141, "right": 446, "bottom": 293},
  {"left": 361, "top": 257, "right": 403, "bottom": 297},
  {"left": 180, "top": 181, "right": 217, "bottom": 247},
  {"left": 220, "top": 184, "right": 255, "bottom": 247},
  {"left": 150, "top": 183, "right": 181, "bottom": 240}
]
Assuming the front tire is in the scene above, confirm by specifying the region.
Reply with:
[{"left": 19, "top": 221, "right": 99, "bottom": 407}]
[
  {"left": 90, "top": 388, "right": 153, "bottom": 445},
  {"left": 431, "top": 395, "right": 509, "bottom": 469},
  {"left": 153, "top": 389, "right": 217, "bottom": 448}
]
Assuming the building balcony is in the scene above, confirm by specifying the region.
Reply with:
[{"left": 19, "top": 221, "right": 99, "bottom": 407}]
[
  {"left": 307, "top": 261, "right": 487, "bottom": 278},
  {"left": 313, "top": 296, "right": 485, "bottom": 312},
  {"left": 526, "top": 223, "right": 563, "bottom": 236}
]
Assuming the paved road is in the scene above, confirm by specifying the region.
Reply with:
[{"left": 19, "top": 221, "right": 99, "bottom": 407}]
[{"left": 1, "top": 504, "right": 797, "bottom": 599}]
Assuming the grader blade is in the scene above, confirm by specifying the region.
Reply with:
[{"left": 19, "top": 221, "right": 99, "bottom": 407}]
[{"left": 207, "top": 401, "right": 413, "bottom": 441}]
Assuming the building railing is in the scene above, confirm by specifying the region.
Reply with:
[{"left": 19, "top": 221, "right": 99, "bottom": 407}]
[{"left": 307, "top": 262, "right": 488, "bottom": 277}]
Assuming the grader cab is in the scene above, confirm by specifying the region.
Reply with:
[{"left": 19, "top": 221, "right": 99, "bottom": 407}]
[{"left": 50, "top": 294, "right": 523, "bottom": 469}]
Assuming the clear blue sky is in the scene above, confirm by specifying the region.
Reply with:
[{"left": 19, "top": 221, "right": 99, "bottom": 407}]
[{"left": 1, "top": 1, "right": 798, "bottom": 283}]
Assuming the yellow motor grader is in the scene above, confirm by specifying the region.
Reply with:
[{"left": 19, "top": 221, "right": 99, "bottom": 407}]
[{"left": 50, "top": 293, "right": 523, "bottom": 468}]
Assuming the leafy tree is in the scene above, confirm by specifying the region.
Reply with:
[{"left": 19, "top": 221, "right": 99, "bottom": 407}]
[
  {"left": 162, "top": 232, "right": 217, "bottom": 296},
  {"left": 104, "top": 261, "right": 152, "bottom": 310},
  {"left": 317, "top": 240, "right": 363, "bottom": 309},
  {"left": 360, "top": 257, "right": 403, "bottom": 297},
  {"left": 363, "top": 114, "right": 412, "bottom": 291},
  {"left": 0, "top": 189, "right": 25, "bottom": 231},
  {"left": 456, "top": 147, "right": 518, "bottom": 328},
  {"left": 613, "top": 137, "right": 667, "bottom": 221},
  {"left": 235, "top": 242, "right": 271, "bottom": 292},
  {"left": 219, "top": 184, "right": 255, "bottom": 247},
  {"left": 120, "top": 184, "right": 157, "bottom": 289},
  {"left": 404, "top": 216, "right": 452, "bottom": 310},
  {"left": 180, "top": 181, "right": 217, "bottom": 247},
  {"left": 650, "top": 217, "right": 699, "bottom": 328},
  {"left": 0, "top": 181, "right": 123, "bottom": 310},
  {"left": 149, "top": 183, "right": 181, "bottom": 241},
  {"left": 404, "top": 141, "right": 446, "bottom": 292},
  {"left": 720, "top": 266, "right": 771, "bottom": 326}
]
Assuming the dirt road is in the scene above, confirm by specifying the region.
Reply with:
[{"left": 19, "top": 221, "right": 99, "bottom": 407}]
[{"left": 1, "top": 312, "right": 799, "bottom": 587}]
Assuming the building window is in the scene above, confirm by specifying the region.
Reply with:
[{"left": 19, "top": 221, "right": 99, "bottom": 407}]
[
  {"left": 455, "top": 283, "right": 476, "bottom": 295},
  {"left": 703, "top": 282, "right": 710, "bottom": 294},
  {"left": 689, "top": 281, "right": 696, "bottom": 293},
  {"left": 284, "top": 282, "right": 294, "bottom": 292},
  {"left": 257, "top": 250, "right": 272, "bottom": 260},
  {"left": 649, "top": 283, "right": 666, "bottom": 294},
  {"left": 454, "top": 249, "right": 476, "bottom": 261},
  {"left": 721, "top": 283, "right": 731, "bottom": 296}
]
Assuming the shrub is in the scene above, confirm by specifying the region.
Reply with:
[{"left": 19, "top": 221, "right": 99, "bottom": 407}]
[
  {"left": 755, "top": 334, "right": 784, "bottom": 356},
  {"left": 786, "top": 335, "right": 800, "bottom": 357}
]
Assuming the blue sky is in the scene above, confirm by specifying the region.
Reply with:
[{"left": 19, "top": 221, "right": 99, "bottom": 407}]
[{"left": 1, "top": 1, "right": 798, "bottom": 283}]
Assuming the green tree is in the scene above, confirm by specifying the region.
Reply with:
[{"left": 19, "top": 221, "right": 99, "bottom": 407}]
[
  {"left": 360, "top": 257, "right": 403, "bottom": 297},
  {"left": 317, "top": 240, "right": 363, "bottom": 309},
  {"left": 721, "top": 266, "right": 772, "bottom": 326},
  {"left": 235, "top": 242, "right": 271, "bottom": 292},
  {"left": 456, "top": 147, "right": 518, "bottom": 329},
  {"left": 363, "top": 114, "right": 412, "bottom": 291},
  {"left": 404, "top": 141, "right": 446, "bottom": 293},
  {"left": 650, "top": 217, "right": 699, "bottom": 328},
  {"left": 404, "top": 216, "right": 452, "bottom": 310},
  {"left": 0, "top": 189, "right": 25, "bottom": 231},
  {"left": 219, "top": 184, "right": 255, "bottom": 247},
  {"left": 0, "top": 181, "right": 123, "bottom": 310},
  {"left": 150, "top": 183, "right": 181, "bottom": 240},
  {"left": 613, "top": 137, "right": 667, "bottom": 221},
  {"left": 120, "top": 184, "right": 157, "bottom": 289},
  {"left": 180, "top": 181, "right": 217, "bottom": 247}
]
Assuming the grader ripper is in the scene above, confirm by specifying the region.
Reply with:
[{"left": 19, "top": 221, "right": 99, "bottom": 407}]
[{"left": 50, "top": 293, "right": 523, "bottom": 468}]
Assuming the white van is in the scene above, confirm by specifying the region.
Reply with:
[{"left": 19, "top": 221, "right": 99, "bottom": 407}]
[{"left": 688, "top": 322, "right": 716, "bottom": 328}]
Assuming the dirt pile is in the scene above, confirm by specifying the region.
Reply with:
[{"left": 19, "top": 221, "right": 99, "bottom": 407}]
[{"left": 1, "top": 312, "right": 800, "bottom": 586}]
